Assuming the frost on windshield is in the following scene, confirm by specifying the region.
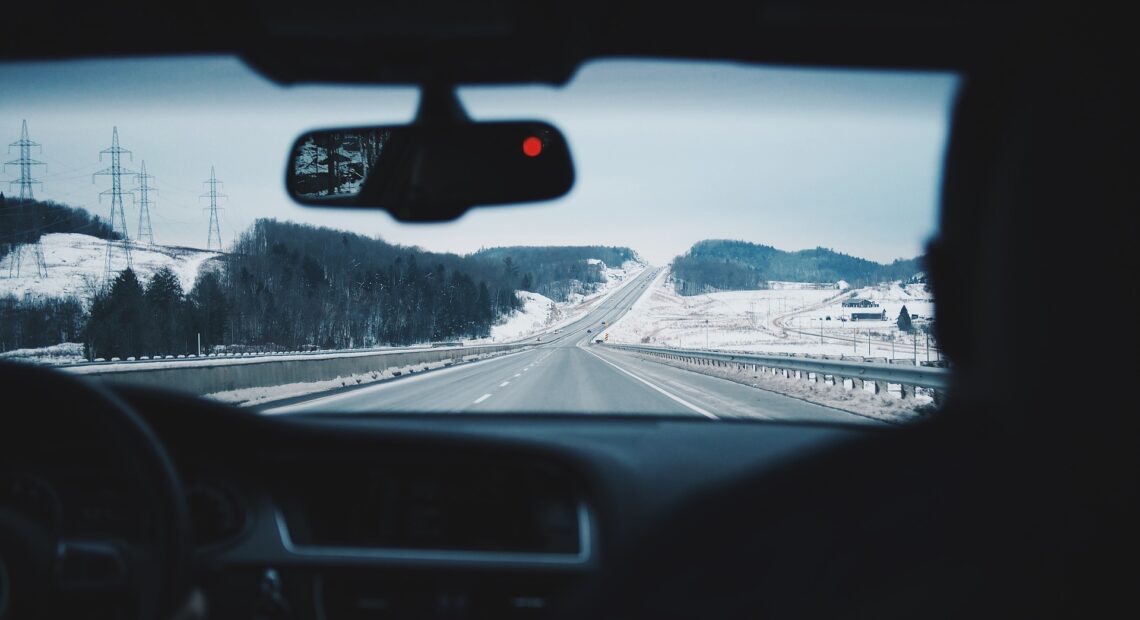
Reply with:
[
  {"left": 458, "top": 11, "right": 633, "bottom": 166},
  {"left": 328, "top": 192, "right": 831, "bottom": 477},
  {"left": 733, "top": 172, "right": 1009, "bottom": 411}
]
[{"left": 293, "top": 129, "right": 389, "bottom": 199}]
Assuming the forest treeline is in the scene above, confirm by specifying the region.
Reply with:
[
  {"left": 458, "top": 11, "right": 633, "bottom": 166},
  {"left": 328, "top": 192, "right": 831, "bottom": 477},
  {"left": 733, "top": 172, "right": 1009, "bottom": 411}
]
[
  {"left": 0, "top": 195, "right": 119, "bottom": 260},
  {"left": 1, "top": 215, "right": 639, "bottom": 359},
  {"left": 472, "top": 246, "right": 638, "bottom": 302},
  {"left": 670, "top": 239, "right": 923, "bottom": 296}
]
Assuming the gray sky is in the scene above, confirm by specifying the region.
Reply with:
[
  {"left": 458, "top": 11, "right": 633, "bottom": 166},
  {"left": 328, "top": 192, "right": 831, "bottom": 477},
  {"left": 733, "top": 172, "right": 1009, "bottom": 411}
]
[{"left": 1, "top": 56, "right": 957, "bottom": 266}]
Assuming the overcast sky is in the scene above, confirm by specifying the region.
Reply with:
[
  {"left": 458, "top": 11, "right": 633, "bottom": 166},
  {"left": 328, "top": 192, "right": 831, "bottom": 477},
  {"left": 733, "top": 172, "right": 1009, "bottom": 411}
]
[{"left": 1, "top": 56, "right": 957, "bottom": 266}]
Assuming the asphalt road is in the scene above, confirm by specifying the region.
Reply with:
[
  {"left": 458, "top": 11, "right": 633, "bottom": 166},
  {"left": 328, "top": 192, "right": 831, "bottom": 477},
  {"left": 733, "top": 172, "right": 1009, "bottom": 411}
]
[{"left": 267, "top": 268, "right": 878, "bottom": 424}]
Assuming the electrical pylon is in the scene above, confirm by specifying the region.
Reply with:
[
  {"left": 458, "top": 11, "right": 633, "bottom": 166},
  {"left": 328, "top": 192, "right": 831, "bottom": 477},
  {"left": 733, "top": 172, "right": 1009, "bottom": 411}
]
[
  {"left": 133, "top": 160, "right": 156, "bottom": 245},
  {"left": 7, "top": 242, "right": 49, "bottom": 279},
  {"left": 5, "top": 120, "right": 49, "bottom": 278},
  {"left": 93, "top": 127, "right": 136, "bottom": 285},
  {"left": 200, "top": 166, "right": 225, "bottom": 251},
  {"left": 6, "top": 120, "right": 45, "bottom": 199}
]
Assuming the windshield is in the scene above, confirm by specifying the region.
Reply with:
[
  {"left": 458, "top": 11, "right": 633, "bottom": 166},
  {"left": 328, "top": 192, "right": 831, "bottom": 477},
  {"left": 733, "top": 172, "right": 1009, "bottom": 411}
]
[{"left": 0, "top": 57, "right": 956, "bottom": 424}]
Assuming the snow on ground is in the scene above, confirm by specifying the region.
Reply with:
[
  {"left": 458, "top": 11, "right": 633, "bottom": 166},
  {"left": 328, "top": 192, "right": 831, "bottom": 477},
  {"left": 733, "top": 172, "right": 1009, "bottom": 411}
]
[
  {"left": 606, "top": 268, "right": 941, "bottom": 362},
  {"left": 0, "top": 342, "right": 85, "bottom": 365},
  {"left": 606, "top": 270, "right": 840, "bottom": 349},
  {"left": 0, "top": 233, "right": 222, "bottom": 300},
  {"left": 488, "top": 291, "right": 562, "bottom": 341},
  {"left": 478, "top": 259, "right": 647, "bottom": 343}
]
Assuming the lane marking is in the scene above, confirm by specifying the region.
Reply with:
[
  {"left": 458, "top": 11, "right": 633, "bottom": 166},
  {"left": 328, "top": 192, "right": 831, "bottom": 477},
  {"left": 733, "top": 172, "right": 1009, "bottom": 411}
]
[
  {"left": 262, "top": 349, "right": 533, "bottom": 414},
  {"left": 499, "top": 381, "right": 510, "bottom": 387},
  {"left": 473, "top": 393, "right": 492, "bottom": 404},
  {"left": 523, "top": 368, "right": 529, "bottom": 372},
  {"left": 582, "top": 348, "right": 719, "bottom": 420},
  {"left": 513, "top": 374, "right": 521, "bottom": 378}
]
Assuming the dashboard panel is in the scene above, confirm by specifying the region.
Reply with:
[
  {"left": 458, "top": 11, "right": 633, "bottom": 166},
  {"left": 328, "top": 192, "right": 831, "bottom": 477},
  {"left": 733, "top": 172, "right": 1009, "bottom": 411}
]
[{"left": 103, "top": 385, "right": 874, "bottom": 619}]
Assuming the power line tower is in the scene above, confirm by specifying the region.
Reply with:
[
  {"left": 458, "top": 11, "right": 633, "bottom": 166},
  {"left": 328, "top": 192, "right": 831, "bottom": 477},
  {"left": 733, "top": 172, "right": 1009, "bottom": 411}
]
[
  {"left": 6, "top": 239, "right": 49, "bottom": 279},
  {"left": 200, "top": 166, "right": 225, "bottom": 251},
  {"left": 133, "top": 160, "right": 156, "bottom": 245},
  {"left": 5, "top": 120, "right": 49, "bottom": 278},
  {"left": 6, "top": 120, "right": 45, "bottom": 199},
  {"left": 93, "top": 126, "right": 136, "bottom": 284}
]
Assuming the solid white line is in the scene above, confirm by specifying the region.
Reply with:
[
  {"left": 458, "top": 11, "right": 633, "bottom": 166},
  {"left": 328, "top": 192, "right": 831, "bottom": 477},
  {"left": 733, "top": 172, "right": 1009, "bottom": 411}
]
[
  {"left": 499, "top": 381, "right": 510, "bottom": 387},
  {"left": 583, "top": 348, "right": 719, "bottom": 420},
  {"left": 473, "top": 393, "right": 492, "bottom": 404}
]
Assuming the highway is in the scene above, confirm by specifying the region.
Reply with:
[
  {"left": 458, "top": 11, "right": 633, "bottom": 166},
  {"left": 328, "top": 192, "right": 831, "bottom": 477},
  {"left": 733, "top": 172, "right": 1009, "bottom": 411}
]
[{"left": 267, "top": 268, "right": 880, "bottom": 424}]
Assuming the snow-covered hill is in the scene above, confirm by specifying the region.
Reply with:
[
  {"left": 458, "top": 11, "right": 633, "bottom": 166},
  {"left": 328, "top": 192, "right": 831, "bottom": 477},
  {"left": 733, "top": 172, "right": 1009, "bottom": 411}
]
[
  {"left": 0, "top": 233, "right": 222, "bottom": 300},
  {"left": 606, "top": 267, "right": 938, "bottom": 361},
  {"left": 484, "top": 259, "right": 647, "bottom": 342}
]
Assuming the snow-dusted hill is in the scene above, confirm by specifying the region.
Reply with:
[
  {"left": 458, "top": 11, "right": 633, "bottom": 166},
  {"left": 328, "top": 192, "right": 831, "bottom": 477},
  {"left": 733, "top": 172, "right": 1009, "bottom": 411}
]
[
  {"left": 606, "top": 267, "right": 938, "bottom": 360},
  {"left": 483, "top": 259, "right": 647, "bottom": 342},
  {"left": 0, "top": 233, "right": 222, "bottom": 300}
]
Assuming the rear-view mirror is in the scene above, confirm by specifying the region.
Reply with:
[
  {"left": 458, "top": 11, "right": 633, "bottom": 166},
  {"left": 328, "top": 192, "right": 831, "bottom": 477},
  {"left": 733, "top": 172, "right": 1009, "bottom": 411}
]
[{"left": 286, "top": 121, "right": 574, "bottom": 221}]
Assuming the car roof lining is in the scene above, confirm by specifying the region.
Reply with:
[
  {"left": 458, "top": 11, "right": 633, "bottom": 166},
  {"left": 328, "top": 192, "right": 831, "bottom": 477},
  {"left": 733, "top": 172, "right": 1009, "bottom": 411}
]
[{"left": 1, "top": 1, "right": 1037, "bottom": 84}]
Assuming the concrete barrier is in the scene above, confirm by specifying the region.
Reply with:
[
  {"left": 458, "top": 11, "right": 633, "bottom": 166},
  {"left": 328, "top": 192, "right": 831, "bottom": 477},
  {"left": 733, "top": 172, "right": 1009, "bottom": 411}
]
[{"left": 66, "top": 344, "right": 530, "bottom": 395}]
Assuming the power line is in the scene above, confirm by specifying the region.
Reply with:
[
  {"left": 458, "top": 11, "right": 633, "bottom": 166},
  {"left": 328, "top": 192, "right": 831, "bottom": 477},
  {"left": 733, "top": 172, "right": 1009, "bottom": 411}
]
[
  {"left": 133, "top": 160, "right": 156, "bottom": 245},
  {"left": 93, "top": 126, "right": 136, "bottom": 284},
  {"left": 5, "top": 120, "right": 45, "bottom": 200},
  {"left": 200, "top": 165, "right": 225, "bottom": 251}
]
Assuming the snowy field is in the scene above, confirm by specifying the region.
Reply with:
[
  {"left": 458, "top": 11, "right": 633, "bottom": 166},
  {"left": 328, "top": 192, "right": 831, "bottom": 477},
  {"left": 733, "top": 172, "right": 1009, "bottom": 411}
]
[
  {"left": 479, "top": 259, "right": 646, "bottom": 343},
  {"left": 0, "top": 233, "right": 221, "bottom": 300},
  {"left": 0, "top": 342, "right": 86, "bottom": 365},
  {"left": 606, "top": 268, "right": 940, "bottom": 362}
]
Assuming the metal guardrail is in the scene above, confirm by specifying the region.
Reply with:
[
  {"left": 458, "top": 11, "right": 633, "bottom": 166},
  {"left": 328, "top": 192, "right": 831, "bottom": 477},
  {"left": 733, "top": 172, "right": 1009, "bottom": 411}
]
[{"left": 604, "top": 343, "right": 949, "bottom": 399}]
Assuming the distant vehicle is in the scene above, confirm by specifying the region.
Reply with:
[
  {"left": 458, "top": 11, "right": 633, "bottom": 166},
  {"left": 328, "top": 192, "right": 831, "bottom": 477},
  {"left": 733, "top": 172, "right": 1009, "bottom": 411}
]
[
  {"left": 536, "top": 337, "right": 542, "bottom": 341},
  {"left": 595, "top": 338, "right": 604, "bottom": 344},
  {"left": 825, "top": 316, "right": 831, "bottom": 320},
  {"left": 587, "top": 329, "right": 592, "bottom": 333}
]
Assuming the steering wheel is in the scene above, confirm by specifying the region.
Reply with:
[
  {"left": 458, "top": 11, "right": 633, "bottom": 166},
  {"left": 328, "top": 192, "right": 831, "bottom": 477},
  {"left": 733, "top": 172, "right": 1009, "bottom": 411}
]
[{"left": 0, "top": 362, "right": 191, "bottom": 620}]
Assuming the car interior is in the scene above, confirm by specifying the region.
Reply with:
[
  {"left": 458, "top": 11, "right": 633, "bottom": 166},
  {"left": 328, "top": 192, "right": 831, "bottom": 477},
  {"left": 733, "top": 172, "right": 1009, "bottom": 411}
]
[{"left": 1, "top": 1, "right": 1137, "bottom": 619}]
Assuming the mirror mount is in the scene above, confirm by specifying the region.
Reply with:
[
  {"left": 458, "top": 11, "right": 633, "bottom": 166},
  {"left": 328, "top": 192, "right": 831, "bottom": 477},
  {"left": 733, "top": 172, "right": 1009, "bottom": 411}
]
[{"left": 413, "top": 82, "right": 470, "bottom": 127}]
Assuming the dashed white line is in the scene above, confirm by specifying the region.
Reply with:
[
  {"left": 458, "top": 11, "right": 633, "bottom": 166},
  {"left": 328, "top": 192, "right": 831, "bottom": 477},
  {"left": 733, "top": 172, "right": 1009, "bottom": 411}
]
[
  {"left": 499, "top": 381, "right": 510, "bottom": 387},
  {"left": 513, "top": 373, "right": 521, "bottom": 378},
  {"left": 473, "top": 393, "right": 492, "bottom": 404}
]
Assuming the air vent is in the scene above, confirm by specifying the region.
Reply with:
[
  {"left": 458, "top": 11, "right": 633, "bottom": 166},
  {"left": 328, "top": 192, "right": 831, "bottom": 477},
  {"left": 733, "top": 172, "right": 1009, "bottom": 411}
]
[{"left": 186, "top": 481, "right": 248, "bottom": 548}]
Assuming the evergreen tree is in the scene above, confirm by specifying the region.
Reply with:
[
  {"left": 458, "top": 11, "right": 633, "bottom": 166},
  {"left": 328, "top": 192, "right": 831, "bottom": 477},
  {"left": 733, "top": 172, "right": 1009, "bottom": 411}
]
[
  {"left": 189, "top": 270, "right": 228, "bottom": 351},
  {"left": 86, "top": 269, "right": 149, "bottom": 359},
  {"left": 145, "top": 266, "right": 187, "bottom": 354},
  {"left": 897, "top": 304, "right": 914, "bottom": 333}
]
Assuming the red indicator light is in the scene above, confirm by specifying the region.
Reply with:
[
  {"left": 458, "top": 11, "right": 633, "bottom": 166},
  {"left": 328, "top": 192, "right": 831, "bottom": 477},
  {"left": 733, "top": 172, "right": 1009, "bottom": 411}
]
[{"left": 522, "top": 136, "right": 543, "bottom": 157}]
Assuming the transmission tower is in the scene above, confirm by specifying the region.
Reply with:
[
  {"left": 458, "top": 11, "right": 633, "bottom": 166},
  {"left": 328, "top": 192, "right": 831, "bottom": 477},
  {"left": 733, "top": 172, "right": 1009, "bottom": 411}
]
[
  {"left": 6, "top": 120, "right": 45, "bottom": 199},
  {"left": 7, "top": 241, "right": 49, "bottom": 279},
  {"left": 5, "top": 120, "right": 49, "bottom": 278},
  {"left": 133, "top": 160, "right": 156, "bottom": 245},
  {"left": 93, "top": 126, "right": 136, "bottom": 284},
  {"left": 200, "top": 166, "right": 225, "bottom": 251}
]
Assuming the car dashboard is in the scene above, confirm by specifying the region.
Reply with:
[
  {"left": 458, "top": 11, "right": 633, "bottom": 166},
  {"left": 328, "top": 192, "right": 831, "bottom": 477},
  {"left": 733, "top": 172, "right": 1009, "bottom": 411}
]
[{"left": 18, "top": 385, "right": 877, "bottom": 620}]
